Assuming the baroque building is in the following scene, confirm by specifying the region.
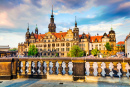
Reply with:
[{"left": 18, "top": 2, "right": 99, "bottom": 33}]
[
  {"left": 125, "top": 33, "right": 130, "bottom": 58},
  {"left": 18, "top": 7, "right": 117, "bottom": 57}
]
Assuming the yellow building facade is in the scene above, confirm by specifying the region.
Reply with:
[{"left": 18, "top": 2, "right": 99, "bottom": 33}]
[{"left": 18, "top": 7, "right": 117, "bottom": 57}]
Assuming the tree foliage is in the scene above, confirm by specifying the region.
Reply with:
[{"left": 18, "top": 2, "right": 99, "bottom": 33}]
[
  {"left": 28, "top": 44, "right": 38, "bottom": 56},
  {"left": 56, "top": 53, "right": 58, "bottom": 57},
  {"left": 105, "top": 42, "right": 111, "bottom": 51},
  {"left": 91, "top": 49, "right": 100, "bottom": 56},
  {"left": 9, "top": 48, "right": 18, "bottom": 51},
  {"left": 69, "top": 45, "right": 84, "bottom": 57}
]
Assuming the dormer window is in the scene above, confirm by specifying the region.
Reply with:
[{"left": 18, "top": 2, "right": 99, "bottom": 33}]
[{"left": 95, "top": 39, "right": 97, "bottom": 42}]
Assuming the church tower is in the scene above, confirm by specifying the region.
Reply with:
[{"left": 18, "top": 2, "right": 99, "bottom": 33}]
[
  {"left": 73, "top": 16, "right": 79, "bottom": 41},
  {"left": 35, "top": 24, "right": 38, "bottom": 34},
  {"left": 109, "top": 27, "right": 116, "bottom": 42},
  {"left": 26, "top": 23, "right": 30, "bottom": 46},
  {"left": 48, "top": 5, "right": 56, "bottom": 32}
]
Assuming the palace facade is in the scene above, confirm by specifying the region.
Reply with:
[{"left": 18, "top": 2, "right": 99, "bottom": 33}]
[{"left": 18, "top": 7, "right": 117, "bottom": 57}]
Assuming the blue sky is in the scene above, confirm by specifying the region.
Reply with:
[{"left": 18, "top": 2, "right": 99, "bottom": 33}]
[{"left": 0, "top": 0, "right": 130, "bottom": 48}]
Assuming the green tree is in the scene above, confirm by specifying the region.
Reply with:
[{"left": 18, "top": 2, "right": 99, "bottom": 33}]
[
  {"left": 56, "top": 53, "right": 58, "bottom": 57},
  {"left": 9, "top": 48, "right": 18, "bottom": 51},
  {"left": 69, "top": 45, "right": 84, "bottom": 57},
  {"left": 105, "top": 42, "right": 111, "bottom": 51},
  {"left": 91, "top": 49, "right": 100, "bottom": 56},
  {"left": 28, "top": 44, "right": 38, "bottom": 56}
]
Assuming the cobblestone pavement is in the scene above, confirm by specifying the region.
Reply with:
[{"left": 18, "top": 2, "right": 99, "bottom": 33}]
[{"left": 0, "top": 79, "right": 130, "bottom": 87}]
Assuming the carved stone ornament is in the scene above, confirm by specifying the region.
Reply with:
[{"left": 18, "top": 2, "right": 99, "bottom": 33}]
[
  {"left": 43, "top": 61, "right": 47, "bottom": 74},
  {"left": 68, "top": 62, "right": 73, "bottom": 75},
  {"left": 101, "top": 62, "right": 106, "bottom": 77},
  {"left": 62, "top": 61, "right": 66, "bottom": 75},
  {"left": 117, "top": 62, "right": 122, "bottom": 78},
  {"left": 93, "top": 62, "right": 98, "bottom": 76},
  {"left": 85, "top": 62, "right": 90, "bottom": 76},
  {"left": 109, "top": 62, "right": 114, "bottom": 77},
  {"left": 49, "top": 61, "right": 53, "bottom": 74},
  {"left": 55, "top": 61, "right": 59, "bottom": 74}
]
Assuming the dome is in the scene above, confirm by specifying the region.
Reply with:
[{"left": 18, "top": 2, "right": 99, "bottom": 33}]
[
  {"left": 103, "top": 32, "right": 107, "bottom": 36},
  {"left": 109, "top": 30, "right": 115, "bottom": 34}
]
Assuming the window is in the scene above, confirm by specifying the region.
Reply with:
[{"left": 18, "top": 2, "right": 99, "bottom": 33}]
[
  {"left": 56, "top": 43, "right": 59, "bottom": 47},
  {"left": 48, "top": 40, "right": 50, "bottom": 42},
  {"left": 61, "top": 48, "right": 64, "bottom": 51},
  {"left": 50, "top": 36, "right": 52, "bottom": 38},
  {"left": 48, "top": 44, "right": 51, "bottom": 47},
  {"left": 61, "top": 43, "right": 65, "bottom": 46},
  {"left": 61, "top": 53, "right": 64, "bottom": 55},
  {"left": 52, "top": 48, "right": 55, "bottom": 51},
  {"left": 40, "top": 49, "right": 42, "bottom": 51},
  {"left": 52, "top": 43, "right": 55, "bottom": 47},
  {"left": 56, "top": 48, "right": 59, "bottom": 51},
  {"left": 66, "top": 43, "right": 70, "bottom": 46},
  {"left": 44, "top": 44, "right": 46, "bottom": 47},
  {"left": 66, "top": 48, "right": 70, "bottom": 51},
  {"left": 44, "top": 40, "right": 46, "bottom": 42}
]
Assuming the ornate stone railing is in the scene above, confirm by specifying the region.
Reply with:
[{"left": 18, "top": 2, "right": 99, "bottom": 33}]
[{"left": 0, "top": 57, "right": 130, "bottom": 80}]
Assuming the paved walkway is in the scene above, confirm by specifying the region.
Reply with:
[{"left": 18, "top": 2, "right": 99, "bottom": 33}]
[{"left": 0, "top": 78, "right": 130, "bottom": 87}]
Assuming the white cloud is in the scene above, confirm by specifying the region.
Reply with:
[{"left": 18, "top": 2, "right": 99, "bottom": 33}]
[
  {"left": 0, "top": 32, "right": 25, "bottom": 48},
  {"left": 78, "top": 22, "right": 123, "bottom": 35},
  {"left": 86, "top": 15, "right": 96, "bottom": 18}
]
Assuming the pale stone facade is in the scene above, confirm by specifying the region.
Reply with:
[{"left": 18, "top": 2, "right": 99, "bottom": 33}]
[{"left": 125, "top": 33, "right": 130, "bottom": 58}]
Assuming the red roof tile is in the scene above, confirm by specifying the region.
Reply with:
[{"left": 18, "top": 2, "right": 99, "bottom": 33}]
[
  {"left": 116, "top": 41, "right": 124, "bottom": 45},
  {"left": 90, "top": 36, "right": 103, "bottom": 42}
]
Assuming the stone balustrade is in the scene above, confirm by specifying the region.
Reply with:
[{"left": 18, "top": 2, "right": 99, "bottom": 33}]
[{"left": 0, "top": 57, "right": 130, "bottom": 81}]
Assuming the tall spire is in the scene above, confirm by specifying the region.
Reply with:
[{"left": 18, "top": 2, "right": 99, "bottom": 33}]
[
  {"left": 51, "top": 5, "right": 54, "bottom": 17},
  {"left": 36, "top": 24, "right": 38, "bottom": 28},
  {"left": 75, "top": 16, "right": 77, "bottom": 27},
  {"left": 27, "top": 23, "right": 29, "bottom": 31}
]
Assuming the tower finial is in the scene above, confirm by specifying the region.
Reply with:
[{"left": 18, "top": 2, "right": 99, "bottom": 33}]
[
  {"left": 75, "top": 16, "right": 77, "bottom": 27},
  {"left": 28, "top": 23, "right": 29, "bottom": 28},
  {"left": 75, "top": 16, "right": 76, "bottom": 23},
  {"left": 27, "top": 23, "right": 29, "bottom": 31},
  {"left": 52, "top": 5, "right": 53, "bottom": 15},
  {"left": 51, "top": 5, "right": 54, "bottom": 17},
  {"left": 36, "top": 24, "right": 38, "bottom": 28},
  {"left": 111, "top": 24, "right": 113, "bottom": 30}
]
